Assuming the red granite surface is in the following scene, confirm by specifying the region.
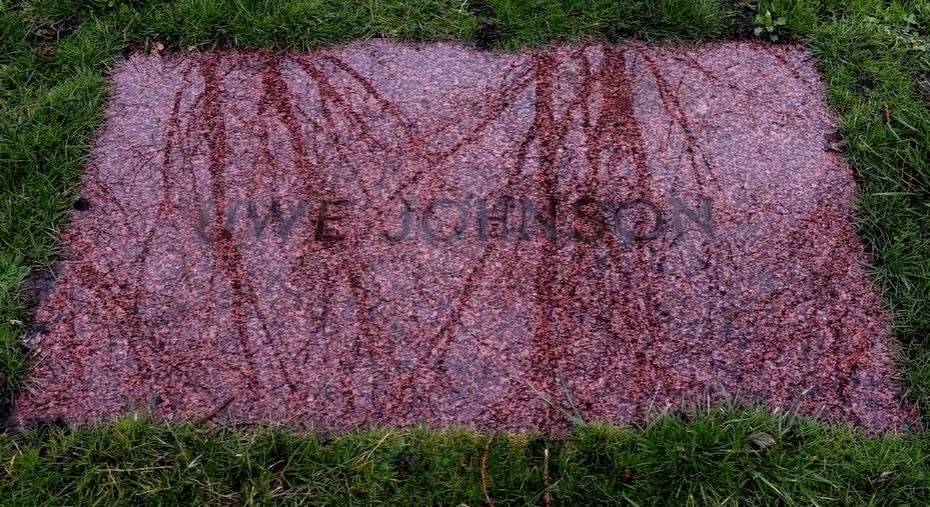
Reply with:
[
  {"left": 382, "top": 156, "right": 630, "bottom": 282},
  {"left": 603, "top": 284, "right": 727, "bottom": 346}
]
[{"left": 12, "top": 41, "right": 915, "bottom": 432}]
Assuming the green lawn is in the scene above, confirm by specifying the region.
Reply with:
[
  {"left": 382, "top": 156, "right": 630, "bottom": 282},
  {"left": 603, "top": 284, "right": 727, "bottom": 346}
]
[{"left": 1, "top": 0, "right": 929, "bottom": 504}]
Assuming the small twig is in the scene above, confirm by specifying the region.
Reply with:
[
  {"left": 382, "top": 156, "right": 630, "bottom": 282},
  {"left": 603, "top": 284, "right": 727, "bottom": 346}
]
[
  {"left": 519, "top": 378, "right": 574, "bottom": 422},
  {"left": 105, "top": 465, "right": 174, "bottom": 472},
  {"left": 543, "top": 446, "right": 551, "bottom": 507},
  {"left": 481, "top": 436, "right": 495, "bottom": 507},
  {"left": 197, "top": 396, "right": 234, "bottom": 424},
  {"left": 354, "top": 432, "right": 391, "bottom": 465},
  {"left": 557, "top": 374, "right": 586, "bottom": 427}
]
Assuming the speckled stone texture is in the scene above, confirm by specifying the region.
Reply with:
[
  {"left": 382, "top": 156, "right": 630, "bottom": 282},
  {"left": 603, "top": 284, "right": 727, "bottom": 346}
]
[{"left": 13, "top": 41, "right": 915, "bottom": 432}]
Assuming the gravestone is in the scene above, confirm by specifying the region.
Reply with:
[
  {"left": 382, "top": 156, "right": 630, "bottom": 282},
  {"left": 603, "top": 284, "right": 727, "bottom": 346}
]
[{"left": 14, "top": 41, "right": 914, "bottom": 432}]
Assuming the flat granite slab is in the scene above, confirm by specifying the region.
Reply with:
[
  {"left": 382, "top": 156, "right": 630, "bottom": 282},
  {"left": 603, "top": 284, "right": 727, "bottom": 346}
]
[{"left": 13, "top": 41, "right": 915, "bottom": 432}]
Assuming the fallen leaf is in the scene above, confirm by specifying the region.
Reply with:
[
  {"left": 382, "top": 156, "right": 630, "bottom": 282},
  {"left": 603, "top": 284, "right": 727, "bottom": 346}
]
[{"left": 750, "top": 431, "right": 776, "bottom": 449}]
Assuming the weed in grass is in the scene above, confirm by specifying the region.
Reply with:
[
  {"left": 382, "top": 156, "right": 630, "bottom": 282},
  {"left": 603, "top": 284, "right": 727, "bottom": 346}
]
[{"left": 753, "top": 9, "right": 787, "bottom": 41}]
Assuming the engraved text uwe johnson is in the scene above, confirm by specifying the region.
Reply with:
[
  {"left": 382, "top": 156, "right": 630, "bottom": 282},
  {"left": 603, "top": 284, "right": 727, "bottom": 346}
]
[{"left": 195, "top": 194, "right": 714, "bottom": 246}]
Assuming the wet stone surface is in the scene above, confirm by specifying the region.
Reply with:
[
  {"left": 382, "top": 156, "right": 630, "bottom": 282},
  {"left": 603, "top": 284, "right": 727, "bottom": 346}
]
[{"left": 13, "top": 41, "right": 915, "bottom": 432}]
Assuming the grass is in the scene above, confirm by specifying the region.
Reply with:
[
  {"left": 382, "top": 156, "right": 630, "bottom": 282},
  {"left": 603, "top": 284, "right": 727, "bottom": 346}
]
[
  {"left": 1, "top": 0, "right": 929, "bottom": 503},
  {"left": 3, "top": 408, "right": 930, "bottom": 504}
]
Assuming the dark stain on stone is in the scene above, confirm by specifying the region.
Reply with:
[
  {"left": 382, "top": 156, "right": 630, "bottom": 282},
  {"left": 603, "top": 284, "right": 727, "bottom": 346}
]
[
  {"left": 21, "top": 266, "right": 57, "bottom": 309},
  {"left": 73, "top": 197, "right": 91, "bottom": 211}
]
